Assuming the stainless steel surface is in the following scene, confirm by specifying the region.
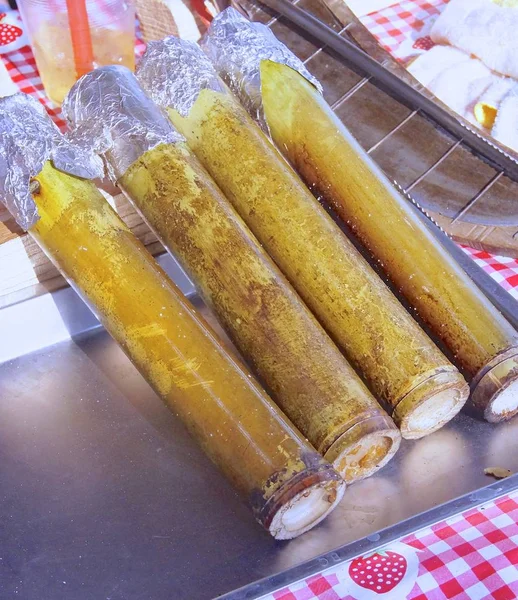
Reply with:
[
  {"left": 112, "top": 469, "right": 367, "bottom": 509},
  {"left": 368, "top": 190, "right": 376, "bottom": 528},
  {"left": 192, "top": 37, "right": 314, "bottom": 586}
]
[
  {"left": 226, "top": 476, "right": 518, "bottom": 599},
  {"left": 1, "top": 288, "right": 518, "bottom": 600}
]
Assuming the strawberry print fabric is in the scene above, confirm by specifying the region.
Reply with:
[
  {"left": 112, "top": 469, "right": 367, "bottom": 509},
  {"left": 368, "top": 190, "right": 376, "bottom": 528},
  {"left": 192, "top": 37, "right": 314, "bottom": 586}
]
[
  {"left": 261, "top": 492, "right": 518, "bottom": 600},
  {"left": 0, "top": 10, "right": 28, "bottom": 54},
  {"left": 348, "top": 549, "right": 416, "bottom": 596}
]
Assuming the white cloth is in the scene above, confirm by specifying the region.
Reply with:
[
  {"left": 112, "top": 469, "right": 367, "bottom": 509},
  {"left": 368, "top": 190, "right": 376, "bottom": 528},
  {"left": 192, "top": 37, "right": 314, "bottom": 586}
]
[
  {"left": 429, "top": 66, "right": 496, "bottom": 125},
  {"left": 492, "top": 86, "right": 518, "bottom": 151},
  {"left": 408, "top": 45, "right": 471, "bottom": 87},
  {"left": 408, "top": 46, "right": 499, "bottom": 124},
  {"left": 431, "top": 0, "right": 518, "bottom": 79},
  {"left": 476, "top": 77, "right": 516, "bottom": 113}
]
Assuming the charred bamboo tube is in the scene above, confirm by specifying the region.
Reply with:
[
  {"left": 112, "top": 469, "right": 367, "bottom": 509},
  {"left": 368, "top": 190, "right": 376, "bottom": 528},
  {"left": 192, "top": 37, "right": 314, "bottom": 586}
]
[
  {"left": 258, "top": 60, "right": 518, "bottom": 422},
  {"left": 30, "top": 161, "right": 345, "bottom": 539},
  {"left": 136, "top": 38, "right": 469, "bottom": 439},
  {"left": 119, "top": 145, "right": 402, "bottom": 479},
  {"left": 63, "top": 66, "right": 401, "bottom": 482},
  {"left": 0, "top": 94, "right": 346, "bottom": 540}
]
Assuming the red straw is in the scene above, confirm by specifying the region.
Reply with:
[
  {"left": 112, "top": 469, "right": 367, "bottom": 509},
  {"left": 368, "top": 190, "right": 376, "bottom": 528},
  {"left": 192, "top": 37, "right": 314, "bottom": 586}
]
[{"left": 65, "top": 0, "right": 94, "bottom": 78}]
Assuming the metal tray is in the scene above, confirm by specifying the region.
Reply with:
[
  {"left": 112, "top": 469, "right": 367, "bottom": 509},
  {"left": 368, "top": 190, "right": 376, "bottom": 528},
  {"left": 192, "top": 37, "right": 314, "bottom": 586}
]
[
  {"left": 1, "top": 4, "right": 518, "bottom": 599},
  {"left": 1, "top": 251, "right": 518, "bottom": 600}
]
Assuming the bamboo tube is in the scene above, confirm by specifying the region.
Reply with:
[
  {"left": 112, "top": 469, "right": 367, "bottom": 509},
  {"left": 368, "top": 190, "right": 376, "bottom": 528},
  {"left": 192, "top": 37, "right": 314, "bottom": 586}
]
[
  {"left": 63, "top": 66, "right": 401, "bottom": 482},
  {"left": 258, "top": 60, "right": 518, "bottom": 422},
  {"left": 0, "top": 94, "right": 346, "bottom": 539},
  {"left": 29, "top": 161, "right": 345, "bottom": 539},
  {"left": 136, "top": 39, "right": 469, "bottom": 440}
]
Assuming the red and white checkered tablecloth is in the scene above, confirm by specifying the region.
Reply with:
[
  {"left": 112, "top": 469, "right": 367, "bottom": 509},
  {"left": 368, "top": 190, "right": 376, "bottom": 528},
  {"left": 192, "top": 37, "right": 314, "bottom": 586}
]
[
  {"left": 462, "top": 246, "right": 518, "bottom": 300},
  {"left": 0, "top": 22, "right": 146, "bottom": 131},
  {"left": 361, "top": 0, "right": 445, "bottom": 61},
  {"left": 261, "top": 491, "right": 518, "bottom": 600}
]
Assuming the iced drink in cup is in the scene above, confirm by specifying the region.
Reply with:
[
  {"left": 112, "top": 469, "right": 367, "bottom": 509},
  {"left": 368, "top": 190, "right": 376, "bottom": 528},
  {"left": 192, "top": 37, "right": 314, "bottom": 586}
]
[{"left": 18, "top": 0, "right": 135, "bottom": 104}]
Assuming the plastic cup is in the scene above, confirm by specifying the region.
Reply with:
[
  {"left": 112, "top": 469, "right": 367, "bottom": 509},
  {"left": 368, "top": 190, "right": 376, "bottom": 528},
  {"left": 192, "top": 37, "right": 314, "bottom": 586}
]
[{"left": 18, "top": 0, "right": 135, "bottom": 104}]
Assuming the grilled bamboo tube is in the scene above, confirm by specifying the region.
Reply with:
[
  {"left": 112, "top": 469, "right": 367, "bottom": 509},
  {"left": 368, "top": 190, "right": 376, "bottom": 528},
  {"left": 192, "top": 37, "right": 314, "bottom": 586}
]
[
  {"left": 64, "top": 66, "right": 401, "bottom": 482},
  {"left": 136, "top": 40, "right": 469, "bottom": 439},
  {"left": 119, "top": 146, "right": 400, "bottom": 481},
  {"left": 27, "top": 159, "right": 345, "bottom": 538},
  {"left": 259, "top": 60, "right": 518, "bottom": 422}
]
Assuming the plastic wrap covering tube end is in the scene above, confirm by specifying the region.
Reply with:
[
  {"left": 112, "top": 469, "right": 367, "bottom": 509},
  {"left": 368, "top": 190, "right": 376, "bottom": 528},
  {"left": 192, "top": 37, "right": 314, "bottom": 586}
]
[
  {"left": 1, "top": 95, "right": 346, "bottom": 540},
  {"left": 200, "top": 7, "right": 321, "bottom": 131},
  {"left": 0, "top": 93, "right": 103, "bottom": 231},
  {"left": 392, "top": 368, "right": 470, "bottom": 441},
  {"left": 255, "top": 455, "right": 346, "bottom": 539},
  {"left": 62, "top": 65, "right": 183, "bottom": 182},
  {"left": 324, "top": 414, "right": 401, "bottom": 482}
]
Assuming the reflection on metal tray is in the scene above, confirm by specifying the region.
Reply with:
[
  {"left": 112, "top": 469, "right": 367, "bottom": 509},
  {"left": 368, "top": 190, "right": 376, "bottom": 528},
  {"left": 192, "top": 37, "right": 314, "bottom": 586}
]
[{"left": 233, "top": 0, "right": 518, "bottom": 258}]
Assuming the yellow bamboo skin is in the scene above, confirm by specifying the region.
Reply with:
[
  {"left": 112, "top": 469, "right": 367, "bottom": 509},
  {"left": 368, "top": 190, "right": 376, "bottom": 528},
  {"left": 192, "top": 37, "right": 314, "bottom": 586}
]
[
  {"left": 260, "top": 61, "right": 518, "bottom": 422},
  {"left": 29, "top": 160, "right": 345, "bottom": 538},
  {"left": 119, "top": 142, "right": 401, "bottom": 479},
  {"left": 166, "top": 89, "right": 468, "bottom": 438}
]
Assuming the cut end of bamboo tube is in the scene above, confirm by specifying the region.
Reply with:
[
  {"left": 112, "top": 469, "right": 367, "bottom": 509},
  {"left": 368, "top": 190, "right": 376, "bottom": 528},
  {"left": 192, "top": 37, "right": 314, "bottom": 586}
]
[
  {"left": 394, "top": 369, "right": 470, "bottom": 440},
  {"left": 324, "top": 415, "right": 401, "bottom": 484},
  {"left": 268, "top": 478, "right": 345, "bottom": 540},
  {"left": 471, "top": 348, "right": 518, "bottom": 423},
  {"left": 259, "top": 462, "right": 345, "bottom": 540}
]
